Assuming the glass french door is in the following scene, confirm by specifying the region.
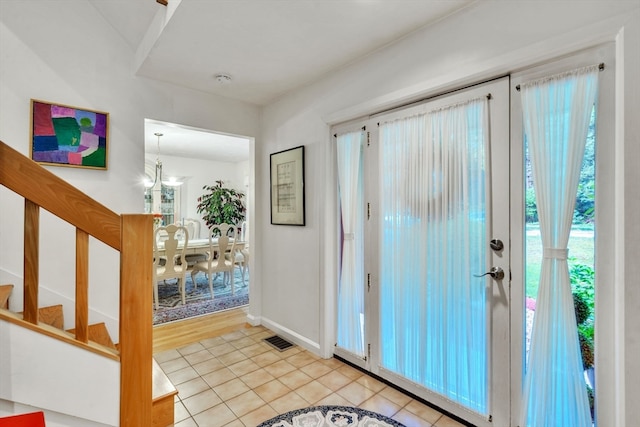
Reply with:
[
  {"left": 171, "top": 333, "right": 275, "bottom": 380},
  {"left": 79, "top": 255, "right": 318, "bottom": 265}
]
[{"left": 334, "top": 77, "right": 511, "bottom": 426}]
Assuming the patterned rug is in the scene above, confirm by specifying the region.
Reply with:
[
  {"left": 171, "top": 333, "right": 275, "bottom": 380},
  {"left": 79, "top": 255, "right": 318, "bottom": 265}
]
[
  {"left": 153, "top": 269, "right": 249, "bottom": 325},
  {"left": 257, "top": 405, "right": 406, "bottom": 427}
]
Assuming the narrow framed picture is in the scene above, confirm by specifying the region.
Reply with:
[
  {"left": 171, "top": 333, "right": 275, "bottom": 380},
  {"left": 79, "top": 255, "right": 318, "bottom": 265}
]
[
  {"left": 270, "top": 145, "right": 305, "bottom": 225},
  {"left": 30, "top": 99, "right": 109, "bottom": 169}
]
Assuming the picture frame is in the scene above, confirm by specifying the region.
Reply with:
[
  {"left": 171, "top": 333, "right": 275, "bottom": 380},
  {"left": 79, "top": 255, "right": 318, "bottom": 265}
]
[
  {"left": 270, "top": 145, "right": 305, "bottom": 226},
  {"left": 30, "top": 99, "right": 109, "bottom": 169}
]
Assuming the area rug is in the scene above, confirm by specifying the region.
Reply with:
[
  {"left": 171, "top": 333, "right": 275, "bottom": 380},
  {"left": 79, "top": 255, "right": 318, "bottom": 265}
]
[
  {"left": 257, "top": 405, "right": 406, "bottom": 427},
  {"left": 153, "top": 269, "right": 248, "bottom": 325}
]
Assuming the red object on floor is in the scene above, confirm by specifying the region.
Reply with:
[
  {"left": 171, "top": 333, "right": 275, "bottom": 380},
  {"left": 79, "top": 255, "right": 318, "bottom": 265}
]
[{"left": 0, "top": 411, "right": 45, "bottom": 427}]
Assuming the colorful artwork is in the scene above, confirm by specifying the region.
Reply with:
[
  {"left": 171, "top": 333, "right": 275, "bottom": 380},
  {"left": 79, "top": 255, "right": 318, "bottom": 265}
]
[{"left": 30, "top": 99, "right": 108, "bottom": 169}]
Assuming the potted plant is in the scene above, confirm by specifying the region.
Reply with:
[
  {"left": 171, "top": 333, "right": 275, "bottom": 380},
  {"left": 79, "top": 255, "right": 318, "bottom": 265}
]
[
  {"left": 573, "top": 286, "right": 594, "bottom": 421},
  {"left": 196, "top": 180, "right": 246, "bottom": 231}
]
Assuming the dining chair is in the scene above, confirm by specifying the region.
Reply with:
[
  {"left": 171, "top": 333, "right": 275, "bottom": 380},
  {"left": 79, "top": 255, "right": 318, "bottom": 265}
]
[
  {"left": 191, "top": 223, "right": 236, "bottom": 299},
  {"left": 153, "top": 224, "right": 189, "bottom": 310},
  {"left": 179, "top": 218, "right": 207, "bottom": 267},
  {"left": 228, "top": 221, "right": 249, "bottom": 286},
  {"left": 179, "top": 218, "right": 201, "bottom": 239}
]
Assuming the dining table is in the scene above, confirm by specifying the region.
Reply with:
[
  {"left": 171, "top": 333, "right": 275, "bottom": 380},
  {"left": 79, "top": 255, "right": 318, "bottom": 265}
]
[{"left": 155, "top": 238, "right": 245, "bottom": 257}]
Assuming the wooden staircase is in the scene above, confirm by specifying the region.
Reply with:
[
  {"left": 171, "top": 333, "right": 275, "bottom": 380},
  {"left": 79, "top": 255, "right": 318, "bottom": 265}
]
[
  {"left": 0, "top": 140, "right": 174, "bottom": 426},
  {"left": 0, "top": 283, "right": 176, "bottom": 426}
]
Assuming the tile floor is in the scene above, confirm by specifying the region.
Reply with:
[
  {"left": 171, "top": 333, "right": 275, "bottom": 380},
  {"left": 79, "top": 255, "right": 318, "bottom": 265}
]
[{"left": 154, "top": 325, "right": 466, "bottom": 427}]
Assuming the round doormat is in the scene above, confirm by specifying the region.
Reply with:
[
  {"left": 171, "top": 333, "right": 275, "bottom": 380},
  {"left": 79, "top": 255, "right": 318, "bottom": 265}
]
[{"left": 257, "top": 405, "right": 406, "bottom": 427}]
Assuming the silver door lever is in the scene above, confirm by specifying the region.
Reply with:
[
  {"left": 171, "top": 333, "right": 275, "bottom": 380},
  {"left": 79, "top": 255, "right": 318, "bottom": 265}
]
[{"left": 474, "top": 267, "right": 505, "bottom": 280}]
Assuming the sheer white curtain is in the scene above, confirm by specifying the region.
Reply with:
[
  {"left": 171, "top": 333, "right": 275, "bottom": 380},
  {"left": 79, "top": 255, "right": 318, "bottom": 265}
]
[
  {"left": 379, "top": 98, "right": 489, "bottom": 413},
  {"left": 520, "top": 65, "right": 599, "bottom": 426},
  {"left": 336, "top": 131, "right": 365, "bottom": 357}
]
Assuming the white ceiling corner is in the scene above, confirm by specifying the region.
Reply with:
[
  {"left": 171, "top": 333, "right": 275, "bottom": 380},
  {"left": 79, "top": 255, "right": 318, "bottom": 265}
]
[{"left": 93, "top": 0, "right": 474, "bottom": 159}]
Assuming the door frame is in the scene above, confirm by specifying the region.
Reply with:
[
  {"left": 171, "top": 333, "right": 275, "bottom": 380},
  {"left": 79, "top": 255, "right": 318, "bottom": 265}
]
[
  {"left": 509, "top": 43, "right": 616, "bottom": 426},
  {"left": 332, "top": 77, "right": 512, "bottom": 426}
]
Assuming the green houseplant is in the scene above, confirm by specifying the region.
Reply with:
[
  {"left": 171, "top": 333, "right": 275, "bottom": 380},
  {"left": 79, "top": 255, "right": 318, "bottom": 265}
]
[
  {"left": 571, "top": 262, "right": 595, "bottom": 421},
  {"left": 196, "top": 180, "right": 246, "bottom": 231}
]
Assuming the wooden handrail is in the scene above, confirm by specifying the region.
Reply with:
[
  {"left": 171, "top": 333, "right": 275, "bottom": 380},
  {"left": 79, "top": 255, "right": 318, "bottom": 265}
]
[
  {"left": 0, "top": 142, "right": 121, "bottom": 250},
  {"left": 0, "top": 141, "right": 152, "bottom": 426}
]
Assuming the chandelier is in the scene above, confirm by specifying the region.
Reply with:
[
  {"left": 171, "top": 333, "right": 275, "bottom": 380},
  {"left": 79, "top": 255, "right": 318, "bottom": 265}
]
[{"left": 144, "top": 132, "right": 183, "bottom": 188}]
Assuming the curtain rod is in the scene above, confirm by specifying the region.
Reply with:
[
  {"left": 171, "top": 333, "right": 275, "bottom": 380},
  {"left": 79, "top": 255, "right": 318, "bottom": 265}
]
[
  {"left": 375, "top": 93, "right": 492, "bottom": 128},
  {"left": 333, "top": 125, "right": 367, "bottom": 139},
  {"left": 369, "top": 74, "right": 507, "bottom": 119},
  {"left": 515, "top": 62, "right": 605, "bottom": 92}
]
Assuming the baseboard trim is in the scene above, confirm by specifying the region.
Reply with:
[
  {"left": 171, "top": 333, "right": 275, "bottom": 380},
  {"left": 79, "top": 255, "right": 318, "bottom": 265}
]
[
  {"left": 246, "top": 313, "right": 261, "bottom": 326},
  {"left": 260, "top": 317, "right": 321, "bottom": 355}
]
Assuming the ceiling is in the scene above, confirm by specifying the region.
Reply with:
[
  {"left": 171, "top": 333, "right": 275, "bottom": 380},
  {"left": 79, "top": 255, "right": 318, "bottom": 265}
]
[
  {"left": 91, "top": 0, "right": 473, "bottom": 160},
  {"left": 144, "top": 119, "right": 250, "bottom": 163}
]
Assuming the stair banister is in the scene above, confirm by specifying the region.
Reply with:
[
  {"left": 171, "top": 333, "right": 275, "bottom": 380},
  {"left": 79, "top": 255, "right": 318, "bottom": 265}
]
[
  {"left": 0, "top": 142, "right": 121, "bottom": 249},
  {"left": 0, "top": 141, "right": 153, "bottom": 426}
]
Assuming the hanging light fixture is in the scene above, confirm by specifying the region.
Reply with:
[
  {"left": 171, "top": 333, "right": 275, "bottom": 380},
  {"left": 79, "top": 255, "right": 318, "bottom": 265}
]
[{"left": 144, "top": 132, "right": 183, "bottom": 188}]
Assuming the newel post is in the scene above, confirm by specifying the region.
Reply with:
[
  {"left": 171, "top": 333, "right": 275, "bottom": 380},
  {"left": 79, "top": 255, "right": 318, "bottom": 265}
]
[{"left": 119, "top": 214, "right": 153, "bottom": 426}]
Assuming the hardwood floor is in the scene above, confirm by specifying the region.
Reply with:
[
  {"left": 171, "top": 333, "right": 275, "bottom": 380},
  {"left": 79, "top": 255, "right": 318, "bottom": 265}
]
[{"left": 153, "top": 306, "right": 250, "bottom": 353}]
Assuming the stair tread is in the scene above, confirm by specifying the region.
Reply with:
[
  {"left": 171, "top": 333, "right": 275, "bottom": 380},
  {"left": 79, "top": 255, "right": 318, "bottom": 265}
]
[
  {"left": 153, "top": 359, "right": 177, "bottom": 400},
  {"left": 67, "top": 322, "right": 116, "bottom": 350},
  {"left": 0, "top": 284, "right": 13, "bottom": 309},
  {"left": 18, "top": 304, "right": 64, "bottom": 329},
  {"left": 152, "top": 359, "right": 177, "bottom": 427}
]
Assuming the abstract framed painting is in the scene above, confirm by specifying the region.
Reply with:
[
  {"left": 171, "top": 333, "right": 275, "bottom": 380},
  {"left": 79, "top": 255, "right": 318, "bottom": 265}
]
[{"left": 30, "top": 99, "right": 109, "bottom": 169}]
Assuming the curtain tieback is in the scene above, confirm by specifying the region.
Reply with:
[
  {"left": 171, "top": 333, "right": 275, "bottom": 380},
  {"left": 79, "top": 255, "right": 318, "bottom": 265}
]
[
  {"left": 344, "top": 233, "right": 355, "bottom": 241},
  {"left": 543, "top": 247, "right": 568, "bottom": 260}
]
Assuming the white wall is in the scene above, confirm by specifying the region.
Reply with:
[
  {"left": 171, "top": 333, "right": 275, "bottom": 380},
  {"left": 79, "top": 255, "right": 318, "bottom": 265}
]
[
  {"left": 0, "top": 321, "right": 119, "bottom": 426},
  {"left": 0, "top": 1, "right": 260, "bottom": 342},
  {"left": 258, "top": 1, "right": 639, "bottom": 425}
]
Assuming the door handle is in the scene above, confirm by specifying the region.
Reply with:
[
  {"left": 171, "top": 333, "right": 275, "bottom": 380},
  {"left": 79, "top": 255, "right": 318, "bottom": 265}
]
[{"left": 474, "top": 267, "right": 505, "bottom": 280}]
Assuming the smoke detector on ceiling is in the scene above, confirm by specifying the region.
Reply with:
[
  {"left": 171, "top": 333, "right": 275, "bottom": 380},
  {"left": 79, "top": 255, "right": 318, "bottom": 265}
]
[{"left": 214, "top": 73, "right": 232, "bottom": 84}]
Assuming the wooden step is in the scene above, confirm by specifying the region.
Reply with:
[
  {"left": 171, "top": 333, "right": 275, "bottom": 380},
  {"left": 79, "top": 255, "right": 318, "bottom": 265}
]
[
  {"left": 14, "top": 303, "right": 118, "bottom": 351},
  {"left": 0, "top": 284, "right": 13, "bottom": 309},
  {"left": 152, "top": 359, "right": 177, "bottom": 427},
  {"left": 37, "top": 304, "right": 64, "bottom": 329},
  {"left": 67, "top": 322, "right": 117, "bottom": 350},
  {"left": 18, "top": 304, "right": 64, "bottom": 329}
]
